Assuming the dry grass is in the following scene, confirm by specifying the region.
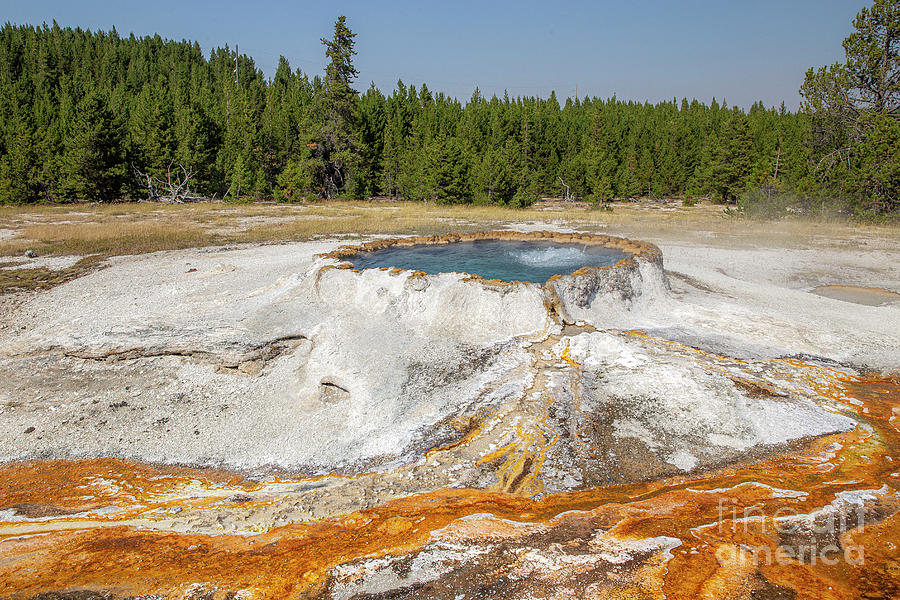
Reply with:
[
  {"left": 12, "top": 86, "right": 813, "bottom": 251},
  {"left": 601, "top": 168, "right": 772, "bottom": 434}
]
[
  {"left": 0, "top": 201, "right": 632, "bottom": 257},
  {"left": 11, "top": 222, "right": 216, "bottom": 256},
  {"left": 0, "top": 199, "right": 896, "bottom": 261},
  {"left": 0, "top": 255, "right": 108, "bottom": 294}
]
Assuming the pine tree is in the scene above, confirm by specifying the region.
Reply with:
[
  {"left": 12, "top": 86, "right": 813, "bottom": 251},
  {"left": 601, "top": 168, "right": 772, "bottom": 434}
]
[
  {"left": 473, "top": 146, "right": 514, "bottom": 204},
  {"left": 854, "top": 111, "right": 900, "bottom": 212},
  {"left": 586, "top": 150, "right": 615, "bottom": 203},
  {"left": 355, "top": 84, "right": 387, "bottom": 197},
  {"left": 314, "top": 16, "right": 361, "bottom": 198},
  {"left": 175, "top": 102, "right": 222, "bottom": 196},
  {"left": 709, "top": 112, "right": 754, "bottom": 203},
  {"left": 128, "top": 79, "right": 176, "bottom": 194},
  {"left": 227, "top": 154, "right": 253, "bottom": 199},
  {"left": 800, "top": 0, "right": 900, "bottom": 212},
  {"left": 381, "top": 115, "right": 404, "bottom": 197},
  {"left": 425, "top": 137, "right": 470, "bottom": 203},
  {"left": 60, "top": 91, "right": 127, "bottom": 201},
  {"left": 275, "top": 147, "right": 320, "bottom": 202},
  {"left": 0, "top": 114, "right": 44, "bottom": 203}
]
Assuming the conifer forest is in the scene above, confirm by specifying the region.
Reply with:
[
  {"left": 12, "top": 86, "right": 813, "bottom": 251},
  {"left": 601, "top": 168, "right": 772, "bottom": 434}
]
[{"left": 0, "top": 2, "right": 898, "bottom": 216}]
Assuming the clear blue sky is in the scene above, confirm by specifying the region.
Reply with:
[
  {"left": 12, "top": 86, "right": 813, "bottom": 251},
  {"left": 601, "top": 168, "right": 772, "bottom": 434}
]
[{"left": 1, "top": 0, "right": 865, "bottom": 109}]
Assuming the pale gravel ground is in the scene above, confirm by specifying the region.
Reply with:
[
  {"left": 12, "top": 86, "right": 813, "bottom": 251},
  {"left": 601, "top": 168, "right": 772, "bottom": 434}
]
[
  {"left": 0, "top": 254, "right": 85, "bottom": 270},
  {"left": 639, "top": 236, "right": 900, "bottom": 369}
]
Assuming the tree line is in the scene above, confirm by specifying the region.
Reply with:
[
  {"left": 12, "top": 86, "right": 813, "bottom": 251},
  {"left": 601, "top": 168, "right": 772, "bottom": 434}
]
[{"left": 0, "top": 1, "right": 897, "bottom": 215}]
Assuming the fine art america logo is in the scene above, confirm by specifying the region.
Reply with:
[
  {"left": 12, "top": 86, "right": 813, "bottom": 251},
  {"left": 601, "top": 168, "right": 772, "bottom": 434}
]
[{"left": 714, "top": 493, "right": 872, "bottom": 566}]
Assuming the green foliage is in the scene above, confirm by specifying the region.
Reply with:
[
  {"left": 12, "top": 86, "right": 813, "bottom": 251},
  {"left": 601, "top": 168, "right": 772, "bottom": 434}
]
[
  {"left": 586, "top": 161, "right": 614, "bottom": 203},
  {"left": 843, "top": 0, "right": 900, "bottom": 113},
  {"left": 709, "top": 112, "right": 754, "bottom": 203},
  {"left": 0, "top": 114, "right": 44, "bottom": 203},
  {"left": 313, "top": 16, "right": 362, "bottom": 199},
  {"left": 472, "top": 146, "right": 515, "bottom": 204},
  {"left": 425, "top": 137, "right": 471, "bottom": 203},
  {"left": 275, "top": 149, "right": 320, "bottom": 202},
  {"left": 0, "top": 20, "right": 813, "bottom": 207},
  {"left": 738, "top": 181, "right": 797, "bottom": 219},
  {"left": 854, "top": 111, "right": 900, "bottom": 213},
  {"left": 800, "top": 0, "right": 900, "bottom": 214},
  {"left": 252, "top": 166, "right": 269, "bottom": 199},
  {"left": 128, "top": 79, "right": 176, "bottom": 183},
  {"left": 227, "top": 154, "right": 253, "bottom": 199},
  {"left": 60, "top": 92, "right": 128, "bottom": 202},
  {"left": 176, "top": 103, "right": 221, "bottom": 195},
  {"left": 511, "top": 173, "right": 540, "bottom": 208},
  {"left": 0, "top": 12, "right": 896, "bottom": 216}
]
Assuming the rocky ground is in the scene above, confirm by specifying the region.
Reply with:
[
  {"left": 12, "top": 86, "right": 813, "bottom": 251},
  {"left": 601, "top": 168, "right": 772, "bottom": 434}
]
[{"left": 0, "top": 217, "right": 898, "bottom": 600}]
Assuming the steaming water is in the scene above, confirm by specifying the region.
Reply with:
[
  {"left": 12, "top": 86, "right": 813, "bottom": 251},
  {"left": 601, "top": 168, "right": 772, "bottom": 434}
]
[{"left": 346, "top": 240, "right": 627, "bottom": 284}]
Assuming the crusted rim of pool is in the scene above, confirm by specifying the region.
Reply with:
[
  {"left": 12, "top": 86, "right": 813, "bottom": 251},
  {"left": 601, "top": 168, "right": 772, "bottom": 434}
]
[
  {"left": 318, "top": 231, "right": 669, "bottom": 326},
  {"left": 319, "top": 231, "right": 659, "bottom": 282}
]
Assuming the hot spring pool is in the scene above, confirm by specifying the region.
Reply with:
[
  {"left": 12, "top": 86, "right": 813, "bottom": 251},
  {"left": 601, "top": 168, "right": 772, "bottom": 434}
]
[{"left": 345, "top": 240, "right": 628, "bottom": 284}]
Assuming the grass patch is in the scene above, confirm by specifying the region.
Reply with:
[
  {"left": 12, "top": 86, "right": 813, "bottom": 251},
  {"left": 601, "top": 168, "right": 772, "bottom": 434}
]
[
  {"left": 13, "top": 222, "right": 218, "bottom": 256},
  {"left": 0, "top": 255, "right": 108, "bottom": 294}
]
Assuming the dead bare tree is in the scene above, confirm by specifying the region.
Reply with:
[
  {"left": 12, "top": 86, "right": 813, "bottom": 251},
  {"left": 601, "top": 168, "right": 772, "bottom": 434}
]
[
  {"left": 133, "top": 162, "right": 203, "bottom": 203},
  {"left": 558, "top": 176, "right": 573, "bottom": 202},
  {"left": 165, "top": 163, "right": 194, "bottom": 202},
  {"left": 133, "top": 166, "right": 160, "bottom": 201}
]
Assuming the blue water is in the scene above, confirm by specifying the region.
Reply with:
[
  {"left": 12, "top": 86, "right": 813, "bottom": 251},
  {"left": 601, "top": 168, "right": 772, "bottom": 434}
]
[{"left": 346, "top": 240, "right": 626, "bottom": 284}]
